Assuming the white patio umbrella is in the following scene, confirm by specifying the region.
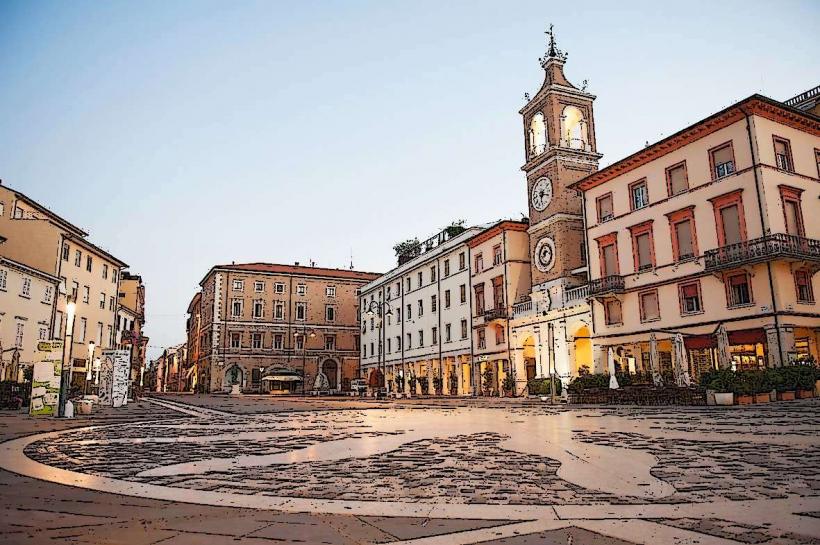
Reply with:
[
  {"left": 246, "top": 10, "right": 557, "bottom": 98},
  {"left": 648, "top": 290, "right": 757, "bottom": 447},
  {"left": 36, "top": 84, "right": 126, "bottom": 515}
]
[
  {"left": 607, "top": 347, "right": 619, "bottom": 389},
  {"left": 649, "top": 332, "right": 663, "bottom": 387},
  {"left": 673, "top": 333, "right": 691, "bottom": 387},
  {"left": 716, "top": 324, "right": 731, "bottom": 370}
]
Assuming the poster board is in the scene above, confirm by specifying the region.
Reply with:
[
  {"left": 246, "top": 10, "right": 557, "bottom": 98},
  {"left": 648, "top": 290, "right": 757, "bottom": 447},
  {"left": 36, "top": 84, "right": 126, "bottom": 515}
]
[
  {"left": 30, "top": 340, "right": 63, "bottom": 417},
  {"left": 101, "top": 349, "right": 130, "bottom": 408}
]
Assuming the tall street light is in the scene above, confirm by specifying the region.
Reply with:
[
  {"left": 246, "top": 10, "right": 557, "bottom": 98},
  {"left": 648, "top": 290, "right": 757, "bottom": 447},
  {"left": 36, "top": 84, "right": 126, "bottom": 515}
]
[
  {"left": 58, "top": 296, "right": 77, "bottom": 417},
  {"left": 365, "top": 299, "right": 392, "bottom": 397},
  {"left": 85, "top": 341, "right": 95, "bottom": 394},
  {"left": 293, "top": 327, "right": 316, "bottom": 395}
]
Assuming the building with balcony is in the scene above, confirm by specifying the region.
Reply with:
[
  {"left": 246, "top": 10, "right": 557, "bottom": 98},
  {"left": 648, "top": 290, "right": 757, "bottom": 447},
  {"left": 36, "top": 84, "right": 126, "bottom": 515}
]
[
  {"left": 573, "top": 93, "right": 820, "bottom": 381},
  {"left": 193, "top": 262, "right": 379, "bottom": 394},
  {"left": 468, "top": 220, "right": 530, "bottom": 396},
  {"left": 359, "top": 225, "right": 485, "bottom": 396},
  {"left": 116, "top": 272, "right": 148, "bottom": 389}
]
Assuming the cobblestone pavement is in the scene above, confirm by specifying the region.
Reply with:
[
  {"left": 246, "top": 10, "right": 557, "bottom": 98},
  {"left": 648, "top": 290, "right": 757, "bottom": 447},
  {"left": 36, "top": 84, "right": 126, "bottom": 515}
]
[{"left": 1, "top": 395, "right": 819, "bottom": 544}]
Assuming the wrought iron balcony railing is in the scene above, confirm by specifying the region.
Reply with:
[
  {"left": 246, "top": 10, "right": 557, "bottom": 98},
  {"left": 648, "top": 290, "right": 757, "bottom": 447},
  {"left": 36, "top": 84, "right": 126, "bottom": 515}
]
[
  {"left": 587, "top": 275, "right": 625, "bottom": 297},
  {"left": 484, "top": 307, "right": 508, "bottom": 321},
  {"left": 704, "top": 234, "right": 820, "bottom": 271}
]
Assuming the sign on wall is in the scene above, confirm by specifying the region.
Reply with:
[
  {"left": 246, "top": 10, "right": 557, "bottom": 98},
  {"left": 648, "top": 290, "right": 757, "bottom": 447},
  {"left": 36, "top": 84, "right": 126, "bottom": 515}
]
[
  {"left": 100, "top": 349, "right": 131, "bottom": 408},
  {"left": 30, "top": 341, "right": 63, "bottom": 417}
]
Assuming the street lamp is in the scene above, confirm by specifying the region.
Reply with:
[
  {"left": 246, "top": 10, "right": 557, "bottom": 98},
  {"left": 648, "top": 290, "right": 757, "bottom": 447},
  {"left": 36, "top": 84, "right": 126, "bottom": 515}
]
[
  {"left": 58, "top": 296, "right": 77, "bottom": 417},
  {"left": 365, "top": 299, "right": 392, "bottom": 397},
  {"left": 294, "top": 327, "right": 316, "bottom": 395},
  {"left": 258, "top": 366, "right": 265, "bottom": 394},
  {"left": 85, "top": 341, "right": 95, "bottom": 394}
]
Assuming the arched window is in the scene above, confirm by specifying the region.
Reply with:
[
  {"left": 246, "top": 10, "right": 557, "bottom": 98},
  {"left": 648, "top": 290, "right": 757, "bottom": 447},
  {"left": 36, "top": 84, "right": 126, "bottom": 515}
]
[
  {"left": 561, "top": 106, "right": 588, "bottom": 150},
  {"left": 529, "top": 112, "right": 547, "bottom": 155}
]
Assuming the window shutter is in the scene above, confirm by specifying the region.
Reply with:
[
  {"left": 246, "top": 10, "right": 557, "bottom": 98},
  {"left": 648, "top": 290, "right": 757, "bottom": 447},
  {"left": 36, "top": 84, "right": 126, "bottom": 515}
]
[
  {"left": 713, "top": 145, "right": 732, "bottom": 165},
  {"left": 669, "top": 165, "right": 687, "bottom": 194}
]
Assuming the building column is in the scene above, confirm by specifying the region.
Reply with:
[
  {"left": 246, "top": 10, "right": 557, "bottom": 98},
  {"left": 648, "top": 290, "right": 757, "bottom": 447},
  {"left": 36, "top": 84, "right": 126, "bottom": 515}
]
[
  {"left": 534, "top": 327, "right": 545, "bottom": 378},
  {"left": 765, "top": 324, "right": 795, "bottom": 367},
  {"left": 592, "top": 344, "right": 606, "bottom": 374}
]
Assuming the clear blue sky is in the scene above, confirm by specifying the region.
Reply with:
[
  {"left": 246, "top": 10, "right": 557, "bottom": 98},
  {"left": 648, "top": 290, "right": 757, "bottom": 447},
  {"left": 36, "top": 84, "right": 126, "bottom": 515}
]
[{"left": 2, "top": 0, "right": 817, "bottom": 358}]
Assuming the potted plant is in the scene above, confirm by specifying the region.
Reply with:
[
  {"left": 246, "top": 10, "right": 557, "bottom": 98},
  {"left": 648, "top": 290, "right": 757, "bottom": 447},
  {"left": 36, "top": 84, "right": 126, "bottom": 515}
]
[
  {"left": 408, "top": 372, "right": 417, "bottom": 396},
  {"left": 448, "top": 371, "right": 458, "bottom": 396},
  {"left": 432, "top": 371, "right": 443, "bottom": 396},
  {"left": 796, "top": 364, "right": 816, "bottom": 399},
  {"left": 733, "top": 371, "right": 754, "bottom": 405},
  {"left": 501, "top": 375, "right": 515, "bottom": 397},
  {"left": 418, "top": 375, "right": 429, "bottom": 395},
  {"left": 481, "top": 367, "right": 494, "bottom": 396},
  {"left": 750, "top": 370, "right": 771, "bottom": 403},
  {"left": 773, "top": 367, "right": 796, "bottom": 401},
  {"left": 704, "top": 369, "right": 735, "bottom": 406}
]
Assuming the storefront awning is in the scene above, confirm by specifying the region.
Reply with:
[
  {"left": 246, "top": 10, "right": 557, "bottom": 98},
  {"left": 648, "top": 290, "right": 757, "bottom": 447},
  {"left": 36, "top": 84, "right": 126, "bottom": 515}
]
[{"left": 262, "top": 375, "right": 302, "bottom": 382}]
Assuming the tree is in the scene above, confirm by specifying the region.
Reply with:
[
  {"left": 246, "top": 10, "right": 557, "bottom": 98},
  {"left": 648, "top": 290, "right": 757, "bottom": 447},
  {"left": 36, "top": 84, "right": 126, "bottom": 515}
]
[{"left": 393, "top": 238, "right": 421, "bottom": 258}]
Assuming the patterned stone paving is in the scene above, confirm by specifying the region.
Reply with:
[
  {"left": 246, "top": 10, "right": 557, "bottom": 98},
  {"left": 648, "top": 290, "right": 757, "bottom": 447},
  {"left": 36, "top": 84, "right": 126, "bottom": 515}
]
[{"left": 1, "top": 395, "right": 819, "bottom": 544}]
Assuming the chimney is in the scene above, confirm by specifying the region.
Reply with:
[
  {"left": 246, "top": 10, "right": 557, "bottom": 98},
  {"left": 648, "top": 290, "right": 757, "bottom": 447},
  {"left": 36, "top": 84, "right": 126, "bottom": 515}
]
[{"left": 294, "top": 261, "right": 300, "bottom": 266}]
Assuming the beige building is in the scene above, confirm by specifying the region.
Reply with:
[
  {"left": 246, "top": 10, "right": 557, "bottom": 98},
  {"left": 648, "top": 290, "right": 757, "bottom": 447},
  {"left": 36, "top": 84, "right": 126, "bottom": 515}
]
[
  {"left": 0, "top": 182, "right": 127, "bottom": 388},
  {"left": 193, "top": 263, "right": 379, "bottom": 393},
  {"left": 468, "top": 221, "right": 531, "bottom": 395},
  {"left": 116, "top": 272, "right": 148, "bottom": 387},
  {"left": 0, "top": 249, "right": 59, "bottom": 380},
  {"left": 573, "top": 94, "right": 820, "bottom": 380}
]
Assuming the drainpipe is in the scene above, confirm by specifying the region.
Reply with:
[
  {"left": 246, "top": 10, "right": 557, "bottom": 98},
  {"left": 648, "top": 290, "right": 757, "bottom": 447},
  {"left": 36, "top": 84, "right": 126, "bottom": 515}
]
[
  {"left": 742, "top": 108, "right": 782, "bottom": 366},
  {"left": 467, "top": 245, "right": 475, "bottom": 395},
  {"left": 436, "top": 255, "right": 443, "bottom": 392},
  {"left": 502, "top": 229, "right": 513, "bottom": 395}
]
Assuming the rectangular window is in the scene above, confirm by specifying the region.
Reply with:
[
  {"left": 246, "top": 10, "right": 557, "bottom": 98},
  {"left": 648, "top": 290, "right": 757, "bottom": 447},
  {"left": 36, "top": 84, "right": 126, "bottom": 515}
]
[
  {"left": 274, "top": 282, "right": 285, "bottom": 294},
  {"left": 417, "top": 271, "right": 423, "bottom": 288},
  {"left": 598, "top": 239, "right": 619, "bottom": 277},
  {"left": 461, "top": 319, "right": 468, "bottom": 339},
  {"left": 432, "top": 326, "right": 438, "bottom": 345},
  {"left": 629, "top": 179, "right": 649, "bottom": 210},
  {"left": 492, "top": 276, "right": 504, "bottom": 309},
  {"left": 679, "top": 281, "right": 703, "bottom": 314},
  {"left": 21, "top": 276, "right": 31, "bottom": 297},
  {"left": 406, "top": 303, "right": 411, "bottom": 320},
  {"left": 296, "top": 302, "right": 306, "bottom": 321},
  {"left": 71, "top": 281, "right": 79, "bottom": 300},
  {"left": 274, "top": 334, "right": 283, "bottom": 349},
  {"left": 232, "top": 279, "right": 244, "bottom": 291},
  {"left": 82, "top": 285, "right": 89, "bottom": 303},
  {"left": 386, "top": 337, "right": 391, "bottom": 353},
  {"left": 231, "top": 299, "right": 242, "bottom": 317},
  {"left": 386, "top": 286, "right": 391, "bottom": 300},
  {"left": 62, "top": 244, "right": 69, "bottom": 261},
  {"left": 79, "top": 317, "right": 87, "bottom": 342},
  {"left": 230, "top": 332, "right": 241, "bottom": 348},
  {"left": 459, "top": 252, "right": 466, "bottom": 270},
  {"left": 418, "top": 330, "right": 424, "bottom": 347},
  {"left": 109, "top": 296, "right": 115, "bottom": 311},
  {"left": 430, "top": 265, "right": 436, "bottom": 282},
  {"left": 396, "top": 335, "right": 401, "bottom": 350},
  {"left": 102, "top": 264, "right": 109, "bottom": 280},
  {"left": 274, "top": 302, "right": 284, "bottom": 320},
  {"left": 39, "top": 326, "right": 48, "bottom": 341},
  {"left": 474, "top": 253, "right": 484, "bottom": 273},
  {"left": 711, "top": 190, "right": 746, "bottom": 247},
  {"left": 417, "top": 299, "right": 423, "bottom": 316},
  {"left": 406, "top": 278, "right": 411, "bottom": 291},
  {"left": 474, "top": 284, "right": 485, "bottom": 314},
  {"left": 445, "top": 323, "right": 452, "bottom": 342},
  {"left": 780, "top": 186, "right": 805, "bottom": 237},
  {"left": 710, "top": 142, "right": 735, "bottom": 179},
  {"left": 296, "top": 284, "right": 306, "bottom": 295},
  {"left": 477, "top": 328, "right": 486, "bottom": 349},
  {"left": 326, "top": 305, "right": 335, "bottom": 322},
  {"left": 55, "top": 311, "right": 63, "bottom": 339},
  {"left": 604, "top": 299, "right": 622, "bottom": 325},
  {"left": 296, "top": 336, "right": 305, "bottom": 350},
  {"left": 325, "top": 286, "right": 336, "bottom": 297},
  {"left": 795, "top": 270, "right": 814, "bottom": 303},
  {"left": 726, "top": 272, "right": 752, "bottom": 307},
  {"left": 666, "top": 162, "right": 688, "bottom": 196},
  {"left": 773, "top": 136, "right": 793, "bottom": 172},
  {"left": 431, "top": 294, "right": 437, "bottom": 312},
  {"left": 495, "top": 325, "right": 505, "bottom": 345},
  {"left": 86, "top": 256, "right": 92, "bottom": 272},
  {"left": 252, "top": 333, "right": 263, "bottom": 349},
  {"left": 444, "top": 289, "right": 451, "bottom": 308},
  {"left": 596, "top": 193, "right": 614, "bottom": 222},
  {"left": 639, "top": 290, "right": 660, "bottom": 322},
  {"left": 720, "top": 205, "right": 742, "bottom": 245},
  {"left": 444, "top": 259, "right": 450, "bottom": 277},
  {"left": 254, "top": 281, "right": 264, "bottom": 292},
  {"left": 493, "top": 244, "right": 502, "bottom": 265},
  {"left": 460, "top": 284, "right": 466, "bottom": 304},
  {"left": 74, "top": 250, "right": 82, "bottom": 267},
  {"left": 253, "top": 300, "right": 264, "bottom": 318},
  {"left": 112, "top": 269, "right": 118, "bottom": 284},
  {"left": 406, "top": 333, "right": 412, "bottom": 349},
  {"left": 99, "top": 292, "right": 106, "bottom": 309},
  {"left": 634, "top": 232, "right": 653, "bottom": 271},
  {"left": 15, "top": 323, "right": 24, "bottom": 347},
  {"left": 324, "top": 335, "right": 335, "bottom": 350},
  {"left": 672, "top": 218, "right": 696, "bottom": 261},
  {"left": 0, "top": 269, "right": 6, "bottom": 291},
  {"left": 43, "top": 285, "right": 53, "bottom": 303}
]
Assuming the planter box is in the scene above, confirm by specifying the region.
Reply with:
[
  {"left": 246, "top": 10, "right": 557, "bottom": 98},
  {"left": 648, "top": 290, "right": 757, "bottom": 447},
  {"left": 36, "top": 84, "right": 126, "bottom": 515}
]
[
  {"left": 736, "top": 394, "right": 754, "bottom": 405},
  {"left": 797, "top": 389, "right": 814, "bottom": 399},
  {"left": 714, "top": 392, "right": 734, "bottom": 406},
  {"left": 777, "top": 390, "right": 796, "bottom": 401},
  {"left": 753, "top": 393, "right": 770, "bottom": 403}
]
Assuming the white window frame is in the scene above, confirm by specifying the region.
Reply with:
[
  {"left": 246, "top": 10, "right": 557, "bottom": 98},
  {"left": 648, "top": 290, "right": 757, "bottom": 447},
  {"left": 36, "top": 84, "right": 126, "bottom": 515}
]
[
  {"left": 232, "top": 279, "right": 244, "bottom": 291},
  {"left": 296, "top": 284, "right": 307, "bottom": 296},
  {"left": 254, "top": 281, "right": 264, "bottom": 292},
  {"left": 326, "top": 286, "right": 336, "bottom": 297},
  {"left": 274, "top": 282, "right": 285, "bottom": 294},
  {"left": 21, "top": 276, "right": 31, "bottom": 297}
]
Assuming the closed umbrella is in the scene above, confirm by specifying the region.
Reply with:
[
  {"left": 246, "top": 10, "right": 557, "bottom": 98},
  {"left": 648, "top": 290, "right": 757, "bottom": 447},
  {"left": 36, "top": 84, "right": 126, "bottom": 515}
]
[
  {"left": 649, "top": 332, "right": 663, "bottom": 387},
  {"left": 607, "top": 347, "right": 619, "bottom": 389},
  {"left": 673, "top": 333, "right": 691, "bottom": 387},
  {"left": 716, "top": 324, "right": 731, "bottom": 370}
]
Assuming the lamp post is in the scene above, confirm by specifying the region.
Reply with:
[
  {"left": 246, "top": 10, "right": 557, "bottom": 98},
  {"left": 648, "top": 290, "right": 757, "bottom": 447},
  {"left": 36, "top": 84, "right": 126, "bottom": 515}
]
[
  {"left": 258, "top": 366, "right": 265, "bottom": 394},
  {"left": 365, "top": 299, "right": 392, "bottom": 397},
  {"left": 57, "top": 296, "right": 77, "bottom": 417},
  {"left": 85, "top": 341, "right": 95, "bottom": 394},
  {"left": 293, "top": 326, "right": 316, "bottom": 395}
]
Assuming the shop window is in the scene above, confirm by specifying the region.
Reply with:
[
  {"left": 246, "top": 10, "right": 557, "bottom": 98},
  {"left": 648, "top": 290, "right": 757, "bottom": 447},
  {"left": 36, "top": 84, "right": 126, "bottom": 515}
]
[
  {"left": 795, "top": 270, "right": 814, "bottom": 303},
  {"left": 666, "top": 161, "right": 688, "bottom": 196},
  {"left": 726, "top": 272, "right": 752, "bottom": 307},
  {"left": 679, "top": 281, "right": 703, "bottom": 315},
  {"left": 639, "top": 290, "right": 660, "bottom": 322}
]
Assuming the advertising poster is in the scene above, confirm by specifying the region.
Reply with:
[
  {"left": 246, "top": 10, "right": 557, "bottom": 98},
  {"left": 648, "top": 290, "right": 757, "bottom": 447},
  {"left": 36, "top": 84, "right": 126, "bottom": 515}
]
[
  {"left": 101, "top": 349, "right": 131, "bottom": 408},
  {"left": 30, "top": 340, "right": 63, "bottom": 417}
]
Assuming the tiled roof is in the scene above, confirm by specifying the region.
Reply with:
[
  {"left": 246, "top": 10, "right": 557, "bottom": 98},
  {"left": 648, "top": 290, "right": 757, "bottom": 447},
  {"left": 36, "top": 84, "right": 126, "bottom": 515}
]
[{"left": 209, "top": 263, "right": 382, "bottom": 282}]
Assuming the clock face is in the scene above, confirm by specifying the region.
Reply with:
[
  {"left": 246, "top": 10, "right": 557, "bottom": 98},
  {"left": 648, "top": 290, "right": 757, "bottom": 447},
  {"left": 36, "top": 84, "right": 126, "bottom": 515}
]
[
  {"left": 531, "top": 177, "right": 553, "bottom": 212},
  {"left": 534, "top": 237, "right": 556, "bottom": 273}
]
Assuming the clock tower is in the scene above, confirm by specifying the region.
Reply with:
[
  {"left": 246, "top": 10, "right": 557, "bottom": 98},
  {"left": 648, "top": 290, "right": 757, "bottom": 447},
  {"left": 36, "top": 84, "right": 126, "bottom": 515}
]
[{"left": 521, "top": 27, "right": 601, "bottom": 301}]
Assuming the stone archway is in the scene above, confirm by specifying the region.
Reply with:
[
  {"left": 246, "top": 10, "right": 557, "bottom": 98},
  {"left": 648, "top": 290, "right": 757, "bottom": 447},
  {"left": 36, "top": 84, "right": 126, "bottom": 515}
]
[
  {"left": 521, "top": 336, "right": 537, "bottom": 381},
  {"left": 223, "top": 365, "right": 244, "bottom": 393},
  {"left": 571, "top": 324, "right": 592, "bottom": 376},
  {"left": 321, "top": 359, "right": 338, "bottom": 390}
]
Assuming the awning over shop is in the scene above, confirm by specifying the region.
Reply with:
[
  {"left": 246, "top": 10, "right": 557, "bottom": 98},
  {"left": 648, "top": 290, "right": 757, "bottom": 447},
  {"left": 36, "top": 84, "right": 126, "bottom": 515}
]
[
  {"left": 262, "top": 375, "right": 302, "bottom": 382},
  {"left": 683, "top": 328, "right": 767, "bottom": 350}
]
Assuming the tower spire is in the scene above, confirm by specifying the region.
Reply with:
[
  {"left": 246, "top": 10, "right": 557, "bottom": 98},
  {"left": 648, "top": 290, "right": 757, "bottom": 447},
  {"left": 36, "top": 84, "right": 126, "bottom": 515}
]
[{"left": 539, "top": 24, "right": 567, "bottom": 68}]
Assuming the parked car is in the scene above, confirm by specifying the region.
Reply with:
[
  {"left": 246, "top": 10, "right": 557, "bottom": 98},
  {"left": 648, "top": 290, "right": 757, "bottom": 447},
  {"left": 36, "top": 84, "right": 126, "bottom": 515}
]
[{"left": 350, "top": 379, "right": 367, "bottom": 394}]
